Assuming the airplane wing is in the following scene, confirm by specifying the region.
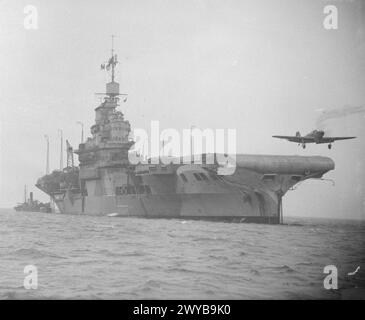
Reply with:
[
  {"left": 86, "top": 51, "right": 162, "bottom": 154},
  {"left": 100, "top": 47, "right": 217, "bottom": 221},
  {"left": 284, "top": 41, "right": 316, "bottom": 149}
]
[
  {"left": 317, "top": 136, "right": 356, "bottom": 143},
  {"left": 272, "top": 135, "right": 315, "bottom": 143}
]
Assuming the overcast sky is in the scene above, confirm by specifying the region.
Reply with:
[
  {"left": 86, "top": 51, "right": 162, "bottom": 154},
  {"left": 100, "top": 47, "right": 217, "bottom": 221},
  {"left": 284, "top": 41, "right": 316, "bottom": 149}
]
[{"left": 0, "top": 0, "right": 364, "bottom": 219}]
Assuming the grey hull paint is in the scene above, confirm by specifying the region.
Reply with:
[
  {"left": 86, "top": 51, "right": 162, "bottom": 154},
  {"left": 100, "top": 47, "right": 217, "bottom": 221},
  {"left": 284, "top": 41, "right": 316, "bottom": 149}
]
[{"left": 42, "top": 155, "right": 335, "bottom": 224}]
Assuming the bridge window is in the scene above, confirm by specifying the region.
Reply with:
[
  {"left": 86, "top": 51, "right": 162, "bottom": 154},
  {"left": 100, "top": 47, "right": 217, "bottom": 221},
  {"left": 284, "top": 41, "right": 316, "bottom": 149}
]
[{"left": 180, "top": 173, "right": 188, "bottom": 182}]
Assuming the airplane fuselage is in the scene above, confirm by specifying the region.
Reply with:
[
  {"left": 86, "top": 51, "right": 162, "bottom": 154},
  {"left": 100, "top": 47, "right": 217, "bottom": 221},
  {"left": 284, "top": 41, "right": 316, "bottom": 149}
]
[
  {"left": 272, "top": 130, "right": 355, "bottom": 149},
  {"left": 306, "top": 130, "right": 325, "bottom": 143}
]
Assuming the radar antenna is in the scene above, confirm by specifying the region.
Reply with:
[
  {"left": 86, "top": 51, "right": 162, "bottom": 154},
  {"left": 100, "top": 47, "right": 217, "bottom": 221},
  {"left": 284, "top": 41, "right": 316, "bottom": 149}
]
[
  {"left": 100, "top": 34, "right": 119, "bottom": 83},
  {"left": 97, "top": 35, "right": 128, "bottom": 100}
]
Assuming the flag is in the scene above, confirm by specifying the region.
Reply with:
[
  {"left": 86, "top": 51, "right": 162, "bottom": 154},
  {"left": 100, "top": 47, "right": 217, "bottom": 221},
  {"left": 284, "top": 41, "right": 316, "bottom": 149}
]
[
  {"left": 106, "top": 56, "right": 114, "bottom": 69},
  {"left": 103, "top": 54, "right": 118, "bottom": 72}
]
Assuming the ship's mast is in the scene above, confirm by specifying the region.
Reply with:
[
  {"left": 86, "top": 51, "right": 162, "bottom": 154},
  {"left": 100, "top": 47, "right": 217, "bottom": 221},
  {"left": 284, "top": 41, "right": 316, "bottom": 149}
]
[
  {"left": 98, "top": 36, "right": 128, "bottom": 100},
  {"left": 111, "top": 35, "right": 115, "bottom": 83},
  {"left": 44, "top": 135, "right": 50, "bottom": 174},
  {"left": 58, "top": 129, "right": 63, "bottom": 170}
]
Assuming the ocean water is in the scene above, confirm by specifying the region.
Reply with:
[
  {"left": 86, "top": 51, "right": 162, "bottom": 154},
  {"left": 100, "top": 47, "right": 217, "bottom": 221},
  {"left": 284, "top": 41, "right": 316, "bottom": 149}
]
[{"left": 0, "top": 208, "right": 364, "bottom": 300}]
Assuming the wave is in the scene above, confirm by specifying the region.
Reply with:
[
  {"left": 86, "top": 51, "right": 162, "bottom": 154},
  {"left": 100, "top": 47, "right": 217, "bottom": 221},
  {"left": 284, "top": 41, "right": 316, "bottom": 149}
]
[
  {"left": 268, "top": 265, "right": 299, "bottom": 274},
  {"left": 96, "top": 249, "right": 146, "bottom": 258},
  {"left": 249, "top": 268, "right": 261, "bottom": 276},
  {"left": 8, "top": 248, "right": 66, "bottom": 260},
  {"left": 0, "top": 290, "right": 102, "bottom": 300}
]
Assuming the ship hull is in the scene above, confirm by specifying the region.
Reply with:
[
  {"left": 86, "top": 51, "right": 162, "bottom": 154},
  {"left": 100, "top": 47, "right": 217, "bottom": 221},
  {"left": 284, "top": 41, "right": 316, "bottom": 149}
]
[
  {"left": 53, "top": 193, "right": 280, "bottom": 223},
  {"left": 38, "top": 155, "right": 335, "bottom": 224}
]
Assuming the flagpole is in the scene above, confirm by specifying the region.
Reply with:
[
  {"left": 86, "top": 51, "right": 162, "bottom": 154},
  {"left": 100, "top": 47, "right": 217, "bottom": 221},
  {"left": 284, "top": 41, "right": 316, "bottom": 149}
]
[
  {"left": 58, "top": 129, "right": 63, "bottom": 170},
  {"left": 77, "top": 121, "right": 84, "bottom": 143}
]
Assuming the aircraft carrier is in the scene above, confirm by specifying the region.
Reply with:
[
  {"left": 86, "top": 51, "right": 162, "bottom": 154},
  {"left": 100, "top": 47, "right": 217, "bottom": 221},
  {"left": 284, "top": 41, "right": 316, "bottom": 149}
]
[{"left": 35, "top": 45, "right": 335, "bottom": 223}]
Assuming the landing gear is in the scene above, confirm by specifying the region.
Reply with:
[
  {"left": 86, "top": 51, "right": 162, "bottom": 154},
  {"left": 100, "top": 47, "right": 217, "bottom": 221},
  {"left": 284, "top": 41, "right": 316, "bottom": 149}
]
[
  {"left": 302, "top": 143, "right": 306, "bottom": 149},
  {"left": 328, "top": 144, "right": 332, "bottom": 149}
]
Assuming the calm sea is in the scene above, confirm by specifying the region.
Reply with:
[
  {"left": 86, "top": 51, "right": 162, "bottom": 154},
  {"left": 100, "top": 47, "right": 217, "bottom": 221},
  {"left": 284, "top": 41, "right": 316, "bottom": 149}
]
[{"left": 0, "top": 208, "right": 364, "bottom": 299}]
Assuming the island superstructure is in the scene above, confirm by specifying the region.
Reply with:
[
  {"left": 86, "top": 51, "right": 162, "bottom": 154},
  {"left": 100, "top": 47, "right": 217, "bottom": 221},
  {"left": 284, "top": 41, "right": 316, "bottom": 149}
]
[{"left": 36, "top": 42, "right": 335, "bottom": 223}]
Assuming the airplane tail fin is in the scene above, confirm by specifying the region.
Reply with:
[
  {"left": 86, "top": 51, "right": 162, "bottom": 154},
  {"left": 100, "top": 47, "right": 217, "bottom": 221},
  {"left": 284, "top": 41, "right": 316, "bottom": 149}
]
[{"left": 296, "top": 131, "right": 301, "bottom": 137}]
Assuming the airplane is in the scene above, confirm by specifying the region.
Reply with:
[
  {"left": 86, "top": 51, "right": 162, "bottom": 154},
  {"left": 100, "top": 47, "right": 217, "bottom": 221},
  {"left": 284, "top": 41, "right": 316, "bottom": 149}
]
[{"left": 272, "top": 130, "right": 356, "bottom": 149}]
